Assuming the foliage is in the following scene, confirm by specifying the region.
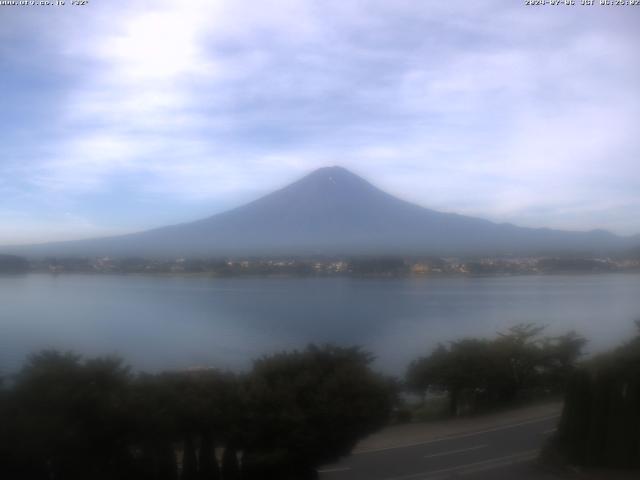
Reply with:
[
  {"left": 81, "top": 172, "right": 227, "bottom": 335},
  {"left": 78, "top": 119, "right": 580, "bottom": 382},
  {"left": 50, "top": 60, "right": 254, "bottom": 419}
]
[
  {"left": 0, "top": 345, "right": 393, "bottom": 480},
  {"left": 553, "top": 321, "right": 640, "bottom": 469},
  {"left": 348, "top": 257, "right": 407, "bottom": 276},
  {"left": 2, "top": 351, "right": 133, "bottom": 479},
  {"left": 406, "top": 324, "right": 586, "bottom": 415},
  {"left": 0, "top": 254, "right": 29, "bottom": 273},
  {"left": 242, "top": 345, "right": 395, "bottom": 479}
]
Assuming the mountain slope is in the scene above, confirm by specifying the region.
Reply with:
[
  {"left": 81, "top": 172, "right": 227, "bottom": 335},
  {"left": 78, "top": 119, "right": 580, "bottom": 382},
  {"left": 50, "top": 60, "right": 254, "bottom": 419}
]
[{"left": 5, "top": 166, "right": 636, "bottom": 257}]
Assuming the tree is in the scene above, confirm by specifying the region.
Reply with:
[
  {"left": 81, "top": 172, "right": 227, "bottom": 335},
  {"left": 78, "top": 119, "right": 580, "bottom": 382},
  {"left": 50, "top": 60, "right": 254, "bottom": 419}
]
[
  {"left": 406, "top": 343, "right": 449, "bottom": 398},
  {"left": 242, "top": 345, "right": 395, "bottom": 479},
  {"left": 539, "top": 331, "right": 587, "bottom": 392},
  {"left": 406, "top": 324, "right": 586, "bottom": 416},
  {"left": 221, "top": 446, "right": 240, "bottom": 480},
  {"left": 5, "top": 351, "right": 133, "bottom": 480},
  {"left": 128, "top": 369, "right": 240, "bottom": 480},
  {"left": 0, "top": 254, "right": 29, "bottom": 273},
  {"left": 491, "top": 324, "right": 546, "bottom": 402},
  {"left": 0, "top": 347, "right": 394, "bottom": 479},
  {"left": 553, "top": 322, "right": 640, "bottom": 468},
  {"left": 408, "top": 338, "right": 496, "bottom": 415}
]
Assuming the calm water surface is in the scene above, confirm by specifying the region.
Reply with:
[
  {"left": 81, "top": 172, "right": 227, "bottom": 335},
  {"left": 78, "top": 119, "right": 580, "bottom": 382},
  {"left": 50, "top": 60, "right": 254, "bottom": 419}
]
[{"left": 1, "top": 274, "right": 639, "bottom": 375}]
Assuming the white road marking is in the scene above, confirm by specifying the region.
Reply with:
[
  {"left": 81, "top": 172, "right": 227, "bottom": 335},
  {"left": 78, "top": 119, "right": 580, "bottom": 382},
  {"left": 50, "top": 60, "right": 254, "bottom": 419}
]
[
  {"left": 423, "top": 444, "right": 488, "bottom": 459},
  {"left": 383, "top": 449, "right": 539, "bottom": 480},
  {"left": 317, "top": 467, "right": 352, "bottom": 474},
  {"left": 355, "top": 414, "right": 560, "bottom": 455},
  {"left": 542, "top": 428, "right": 557, "bottom": 435},
  {"left": 456, "top": 449, "right": 539, "bottom": 476}
]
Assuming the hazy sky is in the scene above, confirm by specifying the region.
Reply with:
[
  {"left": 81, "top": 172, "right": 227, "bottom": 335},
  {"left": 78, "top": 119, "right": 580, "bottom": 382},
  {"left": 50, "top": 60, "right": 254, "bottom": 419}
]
[{"left": 1, "top": 0, "right": 639, "bottom": 245}]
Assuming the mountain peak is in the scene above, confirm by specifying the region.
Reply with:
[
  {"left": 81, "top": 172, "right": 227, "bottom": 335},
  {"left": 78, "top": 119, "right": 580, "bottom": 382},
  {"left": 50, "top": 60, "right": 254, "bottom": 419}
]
[
  {"left": 313, "top": 165, "right": 350, "bottom": 173},
  {"left": 294, "top": 166, "right": 374, "bottom": 191},
  {"left": 306, "top": 165, "right": 358, "bottom": 179},
  {"left": 266, "top": 166, "right": 391, "bottom": 209}
]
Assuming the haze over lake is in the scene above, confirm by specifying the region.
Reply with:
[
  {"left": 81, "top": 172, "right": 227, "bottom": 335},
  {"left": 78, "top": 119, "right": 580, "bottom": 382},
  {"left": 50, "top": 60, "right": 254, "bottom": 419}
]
[{"left": 1, "top": 273, "right": 639, "bottom": 375}]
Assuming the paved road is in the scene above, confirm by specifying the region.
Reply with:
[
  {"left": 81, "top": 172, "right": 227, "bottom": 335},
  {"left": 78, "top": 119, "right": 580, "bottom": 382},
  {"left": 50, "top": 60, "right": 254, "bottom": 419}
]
[{"left": 319, "top": 411, "right": 560, "bottom": 480}]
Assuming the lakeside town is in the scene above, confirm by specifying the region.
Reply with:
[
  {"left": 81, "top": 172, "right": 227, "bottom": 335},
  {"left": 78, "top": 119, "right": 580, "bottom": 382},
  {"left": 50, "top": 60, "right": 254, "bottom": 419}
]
[{"left": 2, "top": 254, "right": 639, "bottom": 276}]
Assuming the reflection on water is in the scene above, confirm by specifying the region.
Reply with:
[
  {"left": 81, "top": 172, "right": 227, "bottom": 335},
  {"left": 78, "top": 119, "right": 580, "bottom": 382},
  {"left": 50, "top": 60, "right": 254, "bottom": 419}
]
[{"left": 1, "top": 273, "right": 639, "bottom": 374}]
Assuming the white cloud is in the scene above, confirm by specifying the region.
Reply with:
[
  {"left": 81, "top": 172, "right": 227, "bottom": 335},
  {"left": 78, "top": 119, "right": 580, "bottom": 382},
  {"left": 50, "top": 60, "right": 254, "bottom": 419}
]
[
  {"left": 0, "top": 210, "right": 127, "bottom": 246},
  {"left": 1, "top": 0, "right": 639, "bottom": 242}
]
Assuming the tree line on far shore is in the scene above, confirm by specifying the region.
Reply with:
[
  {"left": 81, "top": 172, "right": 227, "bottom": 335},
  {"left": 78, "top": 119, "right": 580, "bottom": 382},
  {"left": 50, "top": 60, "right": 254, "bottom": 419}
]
[{"left": 3, "top": 253, "right": 640, "bottom": 277}]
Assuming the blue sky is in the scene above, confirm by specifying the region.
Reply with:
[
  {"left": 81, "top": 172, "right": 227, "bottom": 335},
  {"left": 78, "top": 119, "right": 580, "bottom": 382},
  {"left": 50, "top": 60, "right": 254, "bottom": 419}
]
[{"left": 0, "top": 0, "right": 639, "bottom": 245}]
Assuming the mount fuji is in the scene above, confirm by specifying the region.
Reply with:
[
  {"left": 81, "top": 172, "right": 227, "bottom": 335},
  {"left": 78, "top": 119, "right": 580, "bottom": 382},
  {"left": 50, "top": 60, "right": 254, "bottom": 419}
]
[{"left": 5, "top": 166, "right": 637, "bottom": 257}]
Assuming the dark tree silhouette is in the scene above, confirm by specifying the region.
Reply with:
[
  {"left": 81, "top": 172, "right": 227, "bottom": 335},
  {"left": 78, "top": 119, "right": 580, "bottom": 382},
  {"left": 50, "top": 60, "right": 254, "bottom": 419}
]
[
  {"left": 553, "top": 321, "right": 640, "bottom": 469},
  {"left": 0, "top": 254, "right": 29, "bottom": 273},
  {"left": 221, "top": 446, "right": 241, "bottom": 480},
  {"left": 197, "top": 432, "right": 220, "bottom": 480},
  {"left": 407, "top": 324, "right": 586, "bottom": 415},
  {"left": 241, "top": 345, "right": 395, "bottom": 479},
  {"left": 4, "top": 351, "right": 133, "bottom": 480},
  {"left": 0, "top": 346, "right": 393, "bottom": 480}
]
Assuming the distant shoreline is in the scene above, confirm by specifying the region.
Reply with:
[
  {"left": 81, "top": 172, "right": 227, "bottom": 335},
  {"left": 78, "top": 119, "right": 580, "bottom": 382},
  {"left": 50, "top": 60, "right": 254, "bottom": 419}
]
[
  {"left": 2, "top": 253, "right": 639, "bottom": 277},
  {"left": 4, "top": 269, "right": 640, "bottom": 280}
]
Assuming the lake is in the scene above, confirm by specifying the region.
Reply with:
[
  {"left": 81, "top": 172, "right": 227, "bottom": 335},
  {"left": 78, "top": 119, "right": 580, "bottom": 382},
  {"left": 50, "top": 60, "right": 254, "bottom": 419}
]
[{"left": 1, "top": 273, "right": 639, "bottom": 375}]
